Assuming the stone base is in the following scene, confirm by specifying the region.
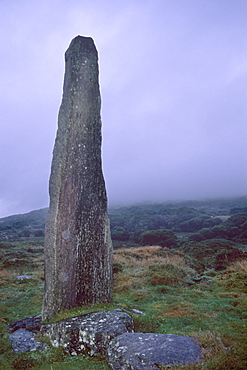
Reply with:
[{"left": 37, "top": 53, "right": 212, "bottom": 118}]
[
  {"left": 40, "top": 309, "right": 133, "bottom": 356},
  {"left": 9, "top": 328, "right": 47, "bottom": 354},
  {"left": 8, "top": 310, "right": 202, "bottom": 369}
]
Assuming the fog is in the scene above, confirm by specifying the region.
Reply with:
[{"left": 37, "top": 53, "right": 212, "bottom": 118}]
[{"left": 0, "top": 0, "right": 246, "bottom": 217}]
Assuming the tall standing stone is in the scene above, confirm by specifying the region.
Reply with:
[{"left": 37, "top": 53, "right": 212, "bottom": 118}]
[{"left": 42, "top": 36, "right": 112, "bottom": 321}]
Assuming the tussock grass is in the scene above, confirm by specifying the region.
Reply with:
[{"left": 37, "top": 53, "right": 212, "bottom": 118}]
[
  {"left": 113, "top": 246, "right": 247, "bottom": 370},
  {"left": 0, "top": 269, "right": 13, "bottom": 279},
  {"left": 1, "top": 244, "right": 247, "bottom": 369},
  {"left": 113, "top": 245, "right": 188, "bottom": 268},
  {"left": 233, "top": 259, "right": 247, "bottom": 272},
  {"left": 113, "top": 246, "right": 196, "bottom": 296},
  {"left": 214, "top": 259, "right": 247, "bottom": 293}
]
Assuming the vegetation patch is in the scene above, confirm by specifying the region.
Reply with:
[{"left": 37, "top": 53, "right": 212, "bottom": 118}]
[{"left": 1, "top": 198, "right": 247, "bottom": 369}]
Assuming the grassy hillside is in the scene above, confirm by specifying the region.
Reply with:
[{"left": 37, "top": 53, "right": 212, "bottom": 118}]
[
  {"left": 0, "top": 208, "right": 48, "bottom": 241},
  {"left": 0, "top": 197, "right": 247, "bottom": 368},
  {"left": 0, "top": 245, "right": 246, "bottom": 368}
]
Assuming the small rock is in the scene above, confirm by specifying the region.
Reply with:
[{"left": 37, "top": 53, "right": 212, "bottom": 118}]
[
  {"left": 107, "top": 332, "right": 202, "bottom": 369},
  {"left": 125, "top": 308, "right": 146, "bottom": 315},
  {"left": 17, "top": 275, "right": 33, "bottom": 280},
  {"left": 9, "top": 328, "right": 47, "bottom": 353}
]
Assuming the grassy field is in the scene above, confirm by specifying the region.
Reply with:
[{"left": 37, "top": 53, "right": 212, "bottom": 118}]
[{"left": 0, "top": 242, "right": 246, "bottom": 369}]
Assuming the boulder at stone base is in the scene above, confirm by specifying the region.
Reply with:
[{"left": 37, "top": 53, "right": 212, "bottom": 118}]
[
  {"left": 107, "top": 332, "right": 202, "bottom": 369},
  {"left": 9, "top": 328, "right": 47, "bottom": 354},
  {"left": 41, "top": 309, "right": 133, "bottom": 356}
]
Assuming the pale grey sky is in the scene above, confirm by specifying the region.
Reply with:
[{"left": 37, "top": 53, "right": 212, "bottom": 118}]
[{"left": 0, "top": 0, "right": 247, "bottom": 217}]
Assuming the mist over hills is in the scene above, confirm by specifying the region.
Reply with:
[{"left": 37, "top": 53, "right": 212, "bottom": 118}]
[{"left": 0, "top": 196, "right": 247, "bottom": 246}]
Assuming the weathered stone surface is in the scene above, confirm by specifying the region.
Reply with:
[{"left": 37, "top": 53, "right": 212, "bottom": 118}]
[
  {"left": 7, "top": 311, "right": 203, "bottom": 369},
  {"left": 8, "top": 315, "right": 42, "bottom": 333},
  {"left": 42, "top": 35, "right": 112, "bottom": 321},
  {"left": 106, "top": 332, "right": 202, "bottom": 369},
  {"left": 9, "top": 328, "right": 47, "bottom": 353},
  {"left": 41, "top": 309, "right": 133, "bottom": 356}
]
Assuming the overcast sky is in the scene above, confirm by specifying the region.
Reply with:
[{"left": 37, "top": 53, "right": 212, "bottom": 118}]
[{"left": 0, "top": 0, "right": 247, "bottom": 218}]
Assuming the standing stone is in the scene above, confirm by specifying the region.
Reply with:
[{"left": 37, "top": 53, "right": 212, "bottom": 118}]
[{"left": 42, "top": 36, "right": 112, "bottom": 321}]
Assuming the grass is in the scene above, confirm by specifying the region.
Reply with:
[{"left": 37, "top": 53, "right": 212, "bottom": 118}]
[
  {"left": 0, "top": 243, "right": 247, "bottom": 369},
  {"left": 113, "top": 247, "right": 247, "bottom": 369}
]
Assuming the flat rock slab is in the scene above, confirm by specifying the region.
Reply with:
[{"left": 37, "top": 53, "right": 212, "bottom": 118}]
[
  {"left": 107, "top": 332, "right": 202, "bottom": 369},
  {"left": 41, "top": 309, "right": 133, "bottom": 356},
  {"left": 8, "top": 315, "right": 42, "bottom": 333},
  {"left": 17, "top": 275, "right": 33, "bottom": 280},
  {"left": 9, "top": 328, "right": 47, "bottom": 353}
]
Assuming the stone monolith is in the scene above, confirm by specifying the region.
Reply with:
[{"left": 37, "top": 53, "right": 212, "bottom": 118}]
[{"left": 42, "top": 36, "right": 112, "bottom": 321}]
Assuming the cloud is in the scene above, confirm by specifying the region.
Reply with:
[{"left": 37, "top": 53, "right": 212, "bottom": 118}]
[{"left": 0, "top": 0, "right": 246, "bottom": 217}]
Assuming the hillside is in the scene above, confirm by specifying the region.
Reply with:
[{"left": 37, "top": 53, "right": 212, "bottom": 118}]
[
  {"left": 1, "top": 196, "right": 247, "bottom": 244},
  {"left": 0, "top": 208, "right": 48, "bottom": 241},
  {"left": 0, "top": 196, "right": 247, "bottom": 368}
]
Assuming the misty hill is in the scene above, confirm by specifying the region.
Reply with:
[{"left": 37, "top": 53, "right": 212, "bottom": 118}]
[
  {"left": 0, "top": 208, "right": 48, "bottom": 240},
  {"left": 109, "top": 196, "right": 247, "bottom": 216},
  {"left": 0, "top": 197, "right": 247, "bottom": 244}
]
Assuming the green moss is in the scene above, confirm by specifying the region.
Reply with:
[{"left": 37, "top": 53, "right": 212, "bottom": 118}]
[{"left": 46, "top": 303, "right": 119, "bottom": 324}]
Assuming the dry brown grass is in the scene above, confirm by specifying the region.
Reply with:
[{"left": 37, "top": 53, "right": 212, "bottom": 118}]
[
  {"left": 0, "top": 269, "right": 13, "bottom": 279},
  {"left": 158, "top": 304, "right": 193, "bottom": 318},
  {"left": 146, "top": 269, "right": 183, "bottom": 286},
  {"left": 229, "top": 259, "right": 247, "bottom": 273},
  {"left": 192, "top": 330, "right": 228, "bottom": 360},
  {"left": 215, "top": 258, "right": 247, "bottom": 293},
  {"left": 113, "top": 246, "right": 196, "bottom": 295},
  {"left": 113, "top": 246, "right": 190, "bottom": 269},
  {"left": 217, "top": 291, "right": 239, "bottom": 298},
  {"left": 113, "top": 273, "right": 144, "bottom": 293}
]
